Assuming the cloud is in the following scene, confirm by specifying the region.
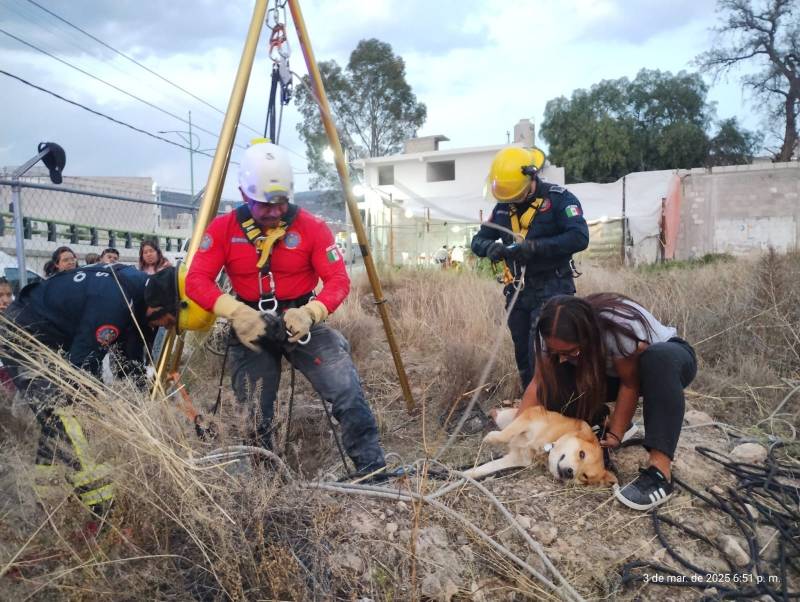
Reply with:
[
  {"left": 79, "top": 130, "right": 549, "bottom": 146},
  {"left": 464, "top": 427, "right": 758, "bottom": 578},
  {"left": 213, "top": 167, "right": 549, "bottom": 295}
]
[
  {"left": 575, "top": 0, "right": 717, "bottom": 44},
  {"left": 0, "top": 0, "right": 756, "bottom": 198},
  {"left": 0, "top": 0, "right": 251, "bottom": 56}
]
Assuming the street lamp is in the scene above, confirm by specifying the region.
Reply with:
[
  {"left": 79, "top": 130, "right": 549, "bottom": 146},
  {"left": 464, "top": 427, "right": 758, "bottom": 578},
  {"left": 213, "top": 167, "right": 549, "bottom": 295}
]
[{"left": 158, "top": 111, "right": 213, "bottom": 200}]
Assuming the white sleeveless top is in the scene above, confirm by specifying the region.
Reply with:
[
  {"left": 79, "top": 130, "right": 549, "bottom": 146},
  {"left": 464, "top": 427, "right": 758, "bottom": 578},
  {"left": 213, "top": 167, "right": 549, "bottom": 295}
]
[{"left": 600, "top": 301, "right": 676, "bottom": 376}]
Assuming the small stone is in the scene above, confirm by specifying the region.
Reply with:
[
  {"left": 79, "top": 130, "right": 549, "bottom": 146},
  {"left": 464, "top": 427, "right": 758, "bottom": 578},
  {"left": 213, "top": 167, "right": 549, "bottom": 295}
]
[
  {"left": 397, "top": 501, "right": 409, "bottom": 512},
  {"left": 684, "top": 409, "right": 713, "bottom": 426},
  {"left": 701, "top": 520, "right": 720, "bottom": 538},
  {"left": 524, "top": 553, "right": 547, "bottom": 575},
  {"left": 529, "top": 524, "right": 558, "bottom": 546},
  {"left": 514, "top": 514, "right": 532, "bottom": 530},
  {"left": 744, "top": 503, "right": 759, "bottom": 521},
  {"left": 386, "top": 522, "right": 398, "bottom": 536},
  {"left": 420, "top": 574, "right": 458, "bottom": 602},
  {"left": 730, "top": 443, "right": 768, "bottom": 464},
  {"left": 379, "top": 512, "right": 386, "bottom": 520},
  {"left": 718, "top": 534, "right": 750, "bottom": 567}
]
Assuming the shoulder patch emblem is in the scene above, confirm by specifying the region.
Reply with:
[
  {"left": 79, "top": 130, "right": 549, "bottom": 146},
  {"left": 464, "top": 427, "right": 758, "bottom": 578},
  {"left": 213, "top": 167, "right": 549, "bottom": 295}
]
[
  {"left": 284, "top": 231, "right": 301, "bottom": 249},
  {"left": 95, "top": 324, "right": 120, "bottom": 346},
  {"left": 325, "top": 243, "right": 342, "bottom": 263},
  {"left": 549, "top": 185, "right": 566, "bottom": 194},
  {"left": 565, "top": 204, "right": 582, "bottom": 218},
  {"left": 539, "top": 199, "right": 552, "bottom": 212},
  {"left": 199, "top": 233, "right": 213, "bottom": 251}
]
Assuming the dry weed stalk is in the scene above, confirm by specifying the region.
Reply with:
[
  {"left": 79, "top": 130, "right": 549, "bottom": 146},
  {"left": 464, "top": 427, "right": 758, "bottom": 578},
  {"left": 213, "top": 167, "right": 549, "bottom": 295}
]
[{"left": 1, "top": 253, "right": 798, "bottom": 600}]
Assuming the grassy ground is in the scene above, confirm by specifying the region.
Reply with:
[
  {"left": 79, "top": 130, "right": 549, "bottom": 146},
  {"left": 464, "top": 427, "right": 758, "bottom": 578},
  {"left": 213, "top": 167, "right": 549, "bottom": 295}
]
[{"left": 0, "top": 251, "right": 798, "bottom": 601}]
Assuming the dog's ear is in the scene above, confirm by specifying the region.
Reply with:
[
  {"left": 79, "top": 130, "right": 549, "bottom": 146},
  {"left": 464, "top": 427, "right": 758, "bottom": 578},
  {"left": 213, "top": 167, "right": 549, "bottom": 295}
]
[{"left": 576, "top": 427, "right": 599, "bottom": 444}]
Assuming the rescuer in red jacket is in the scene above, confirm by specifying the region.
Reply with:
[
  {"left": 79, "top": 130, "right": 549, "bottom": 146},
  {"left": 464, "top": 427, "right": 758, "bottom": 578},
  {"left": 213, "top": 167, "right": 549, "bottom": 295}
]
[{"left": 185, "top": 140, "right": 385, "bottom": 474}]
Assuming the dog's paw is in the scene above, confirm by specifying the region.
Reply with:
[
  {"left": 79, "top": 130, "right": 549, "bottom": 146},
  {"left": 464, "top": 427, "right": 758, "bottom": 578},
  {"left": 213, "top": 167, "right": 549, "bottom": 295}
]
[{"left": 483, "top": 430, "right": 504, "bottom": 445}]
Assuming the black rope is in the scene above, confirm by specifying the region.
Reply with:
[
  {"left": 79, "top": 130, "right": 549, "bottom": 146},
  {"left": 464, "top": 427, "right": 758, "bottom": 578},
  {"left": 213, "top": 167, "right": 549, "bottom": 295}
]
[
  {"left": 320, "top": 393, "right": 354, "bottom": 476},
  {"left": 210, "top": 339, "right": 230, "bottom": 416},
  {"left": 621, "top": 442, "right": 800, "bottom": 600},
  {"left": 263, "top": 63, "right": 280, "bottom": 143}
]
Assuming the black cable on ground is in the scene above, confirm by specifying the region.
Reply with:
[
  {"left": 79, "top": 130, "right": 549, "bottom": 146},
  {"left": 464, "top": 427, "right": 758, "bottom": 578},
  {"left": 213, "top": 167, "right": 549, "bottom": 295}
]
[{"left": 621, "top": 442, "right": 800, "bottom": 600}]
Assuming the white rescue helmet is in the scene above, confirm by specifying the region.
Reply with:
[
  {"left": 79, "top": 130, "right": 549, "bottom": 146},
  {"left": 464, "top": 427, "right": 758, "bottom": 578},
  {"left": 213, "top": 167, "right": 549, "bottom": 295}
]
[{"left": 238, "top": 138, "right": 294, "bottom": 204}]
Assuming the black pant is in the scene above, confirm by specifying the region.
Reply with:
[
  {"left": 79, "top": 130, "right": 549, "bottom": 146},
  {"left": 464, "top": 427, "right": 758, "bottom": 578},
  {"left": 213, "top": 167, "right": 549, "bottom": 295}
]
[
  {"left": 506, "top": 273, "right": 575, "bottom": 389},
  {"left": 545, "top": 338, "right": 697, "bottom": 460}
]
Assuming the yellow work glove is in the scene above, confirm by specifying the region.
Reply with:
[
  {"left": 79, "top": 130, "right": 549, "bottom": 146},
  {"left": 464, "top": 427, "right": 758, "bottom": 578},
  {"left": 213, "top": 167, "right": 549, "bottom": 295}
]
[
  {"left": 213, "top": 294, "right": 265, "bottom": 351},
  {"left": 284, "top": 300, "right": 329, "bottom": 343}
]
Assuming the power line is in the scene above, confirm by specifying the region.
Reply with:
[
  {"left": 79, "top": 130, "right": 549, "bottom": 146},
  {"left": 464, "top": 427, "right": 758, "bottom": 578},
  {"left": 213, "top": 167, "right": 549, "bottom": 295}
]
[
  {"left": 0, "top": 68, "right": 240, "bottom": 166},
  {"left": 0, "top": 27, "right": 247, "bottom": 150},
  {"left": 23, "top": 0, "right": 264, "bottom": 138}
]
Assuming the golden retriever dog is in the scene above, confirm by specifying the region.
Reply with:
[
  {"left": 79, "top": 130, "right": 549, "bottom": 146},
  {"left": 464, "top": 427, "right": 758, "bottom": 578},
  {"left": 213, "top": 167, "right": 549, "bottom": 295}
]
[{"left": 463, "top": 406, "right": 617, "bottom": 486}]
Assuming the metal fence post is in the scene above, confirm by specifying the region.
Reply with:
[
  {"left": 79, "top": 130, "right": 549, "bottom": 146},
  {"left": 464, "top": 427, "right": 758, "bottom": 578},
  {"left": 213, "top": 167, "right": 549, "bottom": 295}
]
[{"left": 11, "top": 180, "right": 28, "bottom": 287}]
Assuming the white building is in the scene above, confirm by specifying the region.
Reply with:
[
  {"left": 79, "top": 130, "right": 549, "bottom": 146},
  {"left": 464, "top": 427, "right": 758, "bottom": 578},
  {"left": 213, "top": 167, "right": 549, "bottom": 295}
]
[{"left": 357, "top": 119, "right": 564, "bottom": 266}]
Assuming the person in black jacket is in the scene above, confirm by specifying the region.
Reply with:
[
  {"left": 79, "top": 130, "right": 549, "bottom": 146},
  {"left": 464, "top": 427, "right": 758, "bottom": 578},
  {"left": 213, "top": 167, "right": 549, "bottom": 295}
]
[
  {"left": 471, "top": 147, "right": 589, "bottom": 389},
  {"left": 1, "top": 263, "right": 178, "bottom": 511}
]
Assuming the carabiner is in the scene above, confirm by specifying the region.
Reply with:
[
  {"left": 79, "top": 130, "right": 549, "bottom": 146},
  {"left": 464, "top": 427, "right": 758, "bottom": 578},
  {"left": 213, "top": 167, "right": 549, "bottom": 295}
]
[
  {"left": 258, "top": 296, "right": 279, "bottom": 315},
  {"left": 288, "top": 330, "right": 311, "bottom": 346}
]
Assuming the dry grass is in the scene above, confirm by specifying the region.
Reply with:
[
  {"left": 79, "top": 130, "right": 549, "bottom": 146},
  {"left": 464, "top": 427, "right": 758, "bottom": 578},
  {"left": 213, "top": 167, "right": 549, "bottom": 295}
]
[{"left": 0, "top": 252, "right": 798, "bottom": 600}]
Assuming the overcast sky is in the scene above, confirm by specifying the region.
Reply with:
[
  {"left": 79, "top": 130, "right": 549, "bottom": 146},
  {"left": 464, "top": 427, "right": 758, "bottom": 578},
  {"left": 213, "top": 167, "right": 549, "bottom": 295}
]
[{"left": 0, "top": 0, "right": 760, "bottom": 198}]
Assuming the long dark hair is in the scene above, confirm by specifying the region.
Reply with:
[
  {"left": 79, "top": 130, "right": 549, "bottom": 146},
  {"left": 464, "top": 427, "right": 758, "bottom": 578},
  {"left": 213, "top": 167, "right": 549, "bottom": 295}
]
[
  {"left": 46, "top": 246, "right": 75, "bottom": 276},
  {"left": 138, "top": 239, "right": 166, "bottom": 271},
  {"left": 533, "top": 293, "right": 656, "bottom": 421}
]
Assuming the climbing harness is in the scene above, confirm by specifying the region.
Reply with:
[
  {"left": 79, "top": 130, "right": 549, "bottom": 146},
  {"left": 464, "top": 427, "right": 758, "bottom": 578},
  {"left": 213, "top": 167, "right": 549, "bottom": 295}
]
[
  {"left": 500, "top": 198, "right": 543, "bottom": 285},
  {"left": 234, "top": 203, "right": 310, "bottom": 345}
]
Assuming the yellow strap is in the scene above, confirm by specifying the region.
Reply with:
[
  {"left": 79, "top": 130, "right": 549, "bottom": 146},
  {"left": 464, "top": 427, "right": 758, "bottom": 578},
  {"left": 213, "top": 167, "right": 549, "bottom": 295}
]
[
  {"left": 55, "top": 409, "right": 92, "bottom": 470},
  {"left": 79, "top": 483, "right": 114, "bottom": 507},
  {"left": 71, "top": 462, "right": 112, "bottom": 489},
  {"left": 254, "top": 224, "right": 287, "bottom": 270},
  {"left": 509, "top": 198, "right": 543, "bottom": 238},
  {"left": 503, "top": 198, "right": 544, "bottom": 280}
]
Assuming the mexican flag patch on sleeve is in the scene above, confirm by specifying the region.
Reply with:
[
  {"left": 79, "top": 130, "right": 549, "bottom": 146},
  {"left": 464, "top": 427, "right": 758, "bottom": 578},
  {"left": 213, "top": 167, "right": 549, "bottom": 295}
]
[
  {"left": 326, "top": 244, "right": 342, "bottom": 263},
  {"left": 565, "top": 205, "right": 582, "bottom": 217}
]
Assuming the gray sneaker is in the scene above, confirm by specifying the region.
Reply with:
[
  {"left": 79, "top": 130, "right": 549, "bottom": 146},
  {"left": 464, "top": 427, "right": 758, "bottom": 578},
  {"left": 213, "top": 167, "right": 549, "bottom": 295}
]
[{"left": 614, "top": 466, "right": 673, "bottom": 511}]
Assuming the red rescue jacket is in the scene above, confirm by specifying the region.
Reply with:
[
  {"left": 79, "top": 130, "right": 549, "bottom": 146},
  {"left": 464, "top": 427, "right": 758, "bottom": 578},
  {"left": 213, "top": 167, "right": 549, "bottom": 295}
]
[{"left": 185, "top": 206, "right": 349, "bottom": 313}]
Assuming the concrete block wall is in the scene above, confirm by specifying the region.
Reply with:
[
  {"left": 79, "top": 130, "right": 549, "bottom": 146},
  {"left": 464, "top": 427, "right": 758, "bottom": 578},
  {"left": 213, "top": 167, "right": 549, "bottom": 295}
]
[{"left": 677, "top": 162, "right": 800, "bottom": 259}]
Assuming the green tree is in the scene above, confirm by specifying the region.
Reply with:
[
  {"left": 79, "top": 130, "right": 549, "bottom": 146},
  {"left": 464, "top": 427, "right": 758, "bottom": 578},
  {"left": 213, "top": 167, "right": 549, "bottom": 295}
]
[
  {"left": 540, "top": 69, "right": 758, "bottom": 182},
  {"left": 707, "top": 117, "right": 763, "bottom": 165},
  {"left": 295, "top": 39, "right": 427, "bottom": 189},
  {"left": 696, "top": 0, "right": 799, "bottom": 162}
]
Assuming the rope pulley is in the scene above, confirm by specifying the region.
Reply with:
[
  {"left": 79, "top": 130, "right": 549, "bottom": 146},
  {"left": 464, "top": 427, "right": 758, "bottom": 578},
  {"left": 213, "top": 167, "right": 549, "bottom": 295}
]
[{"left": 264, "top": 0, "right": 292, "bottom": 143}]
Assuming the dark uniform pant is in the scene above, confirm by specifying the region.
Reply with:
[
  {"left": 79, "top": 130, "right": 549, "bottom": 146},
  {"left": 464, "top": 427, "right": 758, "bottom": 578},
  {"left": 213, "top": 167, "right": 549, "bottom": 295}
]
[
  {"left": 544, "top": 338, "right": 697, "bottom": 460},
  {"left": 506, "top": 273, "right": 576, "bottom": 389},
  {"left": 3, "top": 301, "right": 113, "bottom": 510},
  {"left": 229, "top": 322, "right": 385, "bottom": 473}
]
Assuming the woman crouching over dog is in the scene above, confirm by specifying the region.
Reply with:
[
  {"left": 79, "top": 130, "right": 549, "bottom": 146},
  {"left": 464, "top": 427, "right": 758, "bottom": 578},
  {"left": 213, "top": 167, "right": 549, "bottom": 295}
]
[{"left": 516, "top": 293, "right": 697, "bottom": 511}]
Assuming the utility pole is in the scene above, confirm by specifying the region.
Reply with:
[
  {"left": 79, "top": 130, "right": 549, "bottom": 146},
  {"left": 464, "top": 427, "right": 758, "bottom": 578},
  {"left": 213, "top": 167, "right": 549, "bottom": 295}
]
[{"left": 188, "top": 111, "right": 195, "bottom": 199}]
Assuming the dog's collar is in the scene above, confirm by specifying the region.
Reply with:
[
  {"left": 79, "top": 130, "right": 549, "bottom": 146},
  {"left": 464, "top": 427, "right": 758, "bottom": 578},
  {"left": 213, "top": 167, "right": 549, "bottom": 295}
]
[{"left": 543, "top": 442, "right": 554, "bottom": 452}]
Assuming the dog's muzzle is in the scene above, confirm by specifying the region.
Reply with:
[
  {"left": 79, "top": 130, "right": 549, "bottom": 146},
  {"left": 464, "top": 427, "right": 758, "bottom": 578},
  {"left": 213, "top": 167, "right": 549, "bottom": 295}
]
[{"left": 556, "top": 455, "right": 574, "bottom": 480}]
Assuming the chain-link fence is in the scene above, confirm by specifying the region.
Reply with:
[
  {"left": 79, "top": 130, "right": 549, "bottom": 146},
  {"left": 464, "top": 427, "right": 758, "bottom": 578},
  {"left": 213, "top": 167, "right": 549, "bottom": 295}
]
[{"left": 0, "top": 169, "right": 201, "bottom": 291}]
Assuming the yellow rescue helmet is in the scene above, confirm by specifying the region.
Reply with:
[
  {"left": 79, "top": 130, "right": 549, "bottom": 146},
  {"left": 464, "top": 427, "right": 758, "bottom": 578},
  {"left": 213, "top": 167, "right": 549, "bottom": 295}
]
[
  {"left": 488, "top": 146, "right": 546, "bottom": 203},
  {"left": 176, "top": 260, "right": 215, "bottom": 334}
]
